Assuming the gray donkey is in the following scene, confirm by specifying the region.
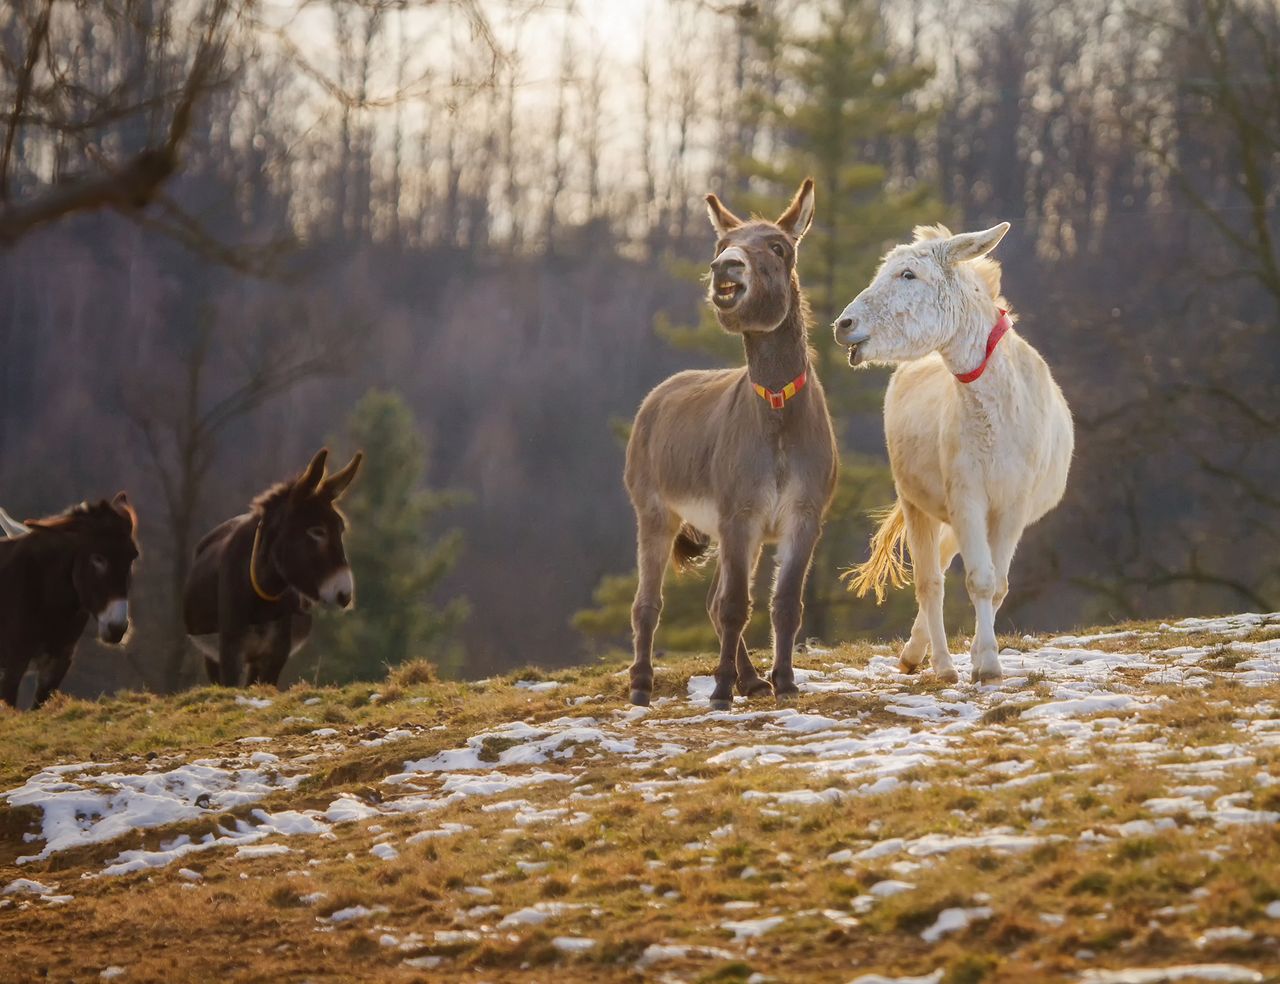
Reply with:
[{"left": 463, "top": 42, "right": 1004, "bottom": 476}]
[{"left": 625, "top": 178, "right": 838, "bottom": 709}]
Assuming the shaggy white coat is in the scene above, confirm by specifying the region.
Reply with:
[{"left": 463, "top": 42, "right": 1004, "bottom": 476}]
[{"left": 835, "top": 223, "right": 1073, "bottom": 683}]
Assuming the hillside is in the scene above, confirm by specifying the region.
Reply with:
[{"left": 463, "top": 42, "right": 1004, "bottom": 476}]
[{"left": 2, "top": 613, "right": 1279, "bottom": 984}]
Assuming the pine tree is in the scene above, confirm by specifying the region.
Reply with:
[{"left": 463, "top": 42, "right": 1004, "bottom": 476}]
[{"left": 306, "top": 389, "right": 469, "bottom": 684}]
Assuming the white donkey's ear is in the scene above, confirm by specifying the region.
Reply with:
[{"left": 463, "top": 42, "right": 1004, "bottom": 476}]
[{"left": 944, "top": 222, "right": 1010, "bottom": 265}]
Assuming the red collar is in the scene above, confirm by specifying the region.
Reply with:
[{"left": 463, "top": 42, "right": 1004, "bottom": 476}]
[
  {"left": 954, "top": 309, "right": 1012, "bottom": 384},
  {"left": 752, "top": 368, "right": 808, "bottom": 409}
]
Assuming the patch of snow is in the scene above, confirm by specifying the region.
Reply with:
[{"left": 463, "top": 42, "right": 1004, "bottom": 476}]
[
  {"left": 1077, "top": 966, "right": 1263, "bottom": 983},
  {"left": 1194, "top": 928, "right": 1253, "bottom": 948},
  {"left": 235, "top": 843, "right": 291, "bottom": 859},
  {"left": 920, "top": 906, "right": 993, "bottom": 943},
  {"left": 325, "top": 905, "right": 383, "bottom": 923},
  {"left": 515, "top": 680, "right": 560, "bottom": 692},
  {"left": 868, "top": 880, "right": 915, "bottom": 898},
  {"left": 5, "top": 760, "right": 305, "bottom": 863},
  {"left": 4, "top": 878, "right": 56, "bottom": 895},
  {"left": 721, "top": 915, "right": 785, "bottom": 941},
  {"left": 635, "top": 944, "right": 735, "bottom": 969},
  {"left": 551, "top": 936, "right": 597, "bottom": 953}
]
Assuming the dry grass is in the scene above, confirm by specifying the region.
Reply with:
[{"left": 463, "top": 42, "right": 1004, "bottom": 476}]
[{"left": 1, "top": 625, "right": 1279, "bottom": 983}]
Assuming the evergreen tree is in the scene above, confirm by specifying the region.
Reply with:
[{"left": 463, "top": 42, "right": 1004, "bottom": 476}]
[
  {"left": 578, "top": 0, "right": 952, "bottom": 653},
  {"left": 306, "top": 389, "right": 468, "bottom": 684}
]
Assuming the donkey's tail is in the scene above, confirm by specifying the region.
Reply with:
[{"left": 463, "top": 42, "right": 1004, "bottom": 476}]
[
  {"left": 841, "top": 501, "right": 910, "bottom": 603},
  {"left": 0, "top": 506, "right": 30, "bottom": 538},
  {"left": 672, "top": 523, "right": 714, "bottom": 573}
]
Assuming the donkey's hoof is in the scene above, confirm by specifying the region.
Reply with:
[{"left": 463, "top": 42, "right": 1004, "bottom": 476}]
[
  {"left": 971, "top": 667, "right": 1003, "bottom": 685},
  {"left": 629, "top": 689, "right": 652, "bottom": 707},
  {"left": 709, "top": 697, "right": 733, "bottom": 711},
  {"left": 898, "top": 659, "right": 923, "bottom": 675},
  {"left": 934, "top": 668, "right": 959, "bottom": 684},
  {"left": 738, "top": 677, "right": 773, "bottom": 699}
]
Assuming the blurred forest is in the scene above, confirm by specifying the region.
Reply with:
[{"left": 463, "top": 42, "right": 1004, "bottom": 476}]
[{"left": 0, "top": 0, "right": 1277, "bottom": 696}]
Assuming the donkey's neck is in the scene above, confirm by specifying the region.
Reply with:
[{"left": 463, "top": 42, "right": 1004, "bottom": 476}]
[
  {"left": 742, "top": 292, "right": 810, "bottom": 390},
  {"left": 940, "top": 299, "right": 1005, "bottom": 383}
]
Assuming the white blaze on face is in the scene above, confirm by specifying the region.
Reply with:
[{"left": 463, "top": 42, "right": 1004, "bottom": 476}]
[
  {"left": 319, "top": 566, "right": 354, "bottom": 608},
  {"left": 98, "top": 598, "right": 129, "bottom": 635}
]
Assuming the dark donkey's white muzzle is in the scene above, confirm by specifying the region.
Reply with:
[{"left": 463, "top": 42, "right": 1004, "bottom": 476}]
[
  {"left": 98, "top": 598, "right": 129, "bottom": 644},
  {"left": 320, "top": 567, "right": 354, "bottom": 609}
]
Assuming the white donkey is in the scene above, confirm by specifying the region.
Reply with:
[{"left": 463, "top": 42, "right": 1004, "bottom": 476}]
[{"left": 834, "top": 223, "right": 1073, "bottom": 684}]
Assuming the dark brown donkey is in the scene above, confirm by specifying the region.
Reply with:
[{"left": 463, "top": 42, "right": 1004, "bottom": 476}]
[
  {"left": 184, "top": 448, "right": 361, "bottom": 687},
  {"left": 0, "top": 495, "right": 139, "bottom": 708},
  {"left": 625, "top": 178, "right": 838, "bottom": 709}
]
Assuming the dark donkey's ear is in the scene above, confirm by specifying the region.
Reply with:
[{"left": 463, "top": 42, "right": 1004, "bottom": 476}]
[
  {"left": 322, "top": 451, "right": 363, "bottom": 499},
  {"left": 705, "top": 193, "right": 744, "bottom": 238},
  {"left": 293, "top": 448, "right": 329, "bottom": 500},
  {"left": 112, "top": 491, "right": 137, "bottom": 531},
  {"left": 776, "top": 177, "right": 815, "bottom": 242}
]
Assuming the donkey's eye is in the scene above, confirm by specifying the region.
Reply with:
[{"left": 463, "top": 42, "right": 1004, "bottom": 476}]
[
  {"left": 901, "top": 270, "right": 917, "bottom": 280},
  {"left": 770, "top": 243, "right": 786, "bottom": 258},
  {"left": 90, "top": 554, "right": 108, "bottom": 575},
  {"left": 307, "top": 526, "right": 327, "bottom": 544}
]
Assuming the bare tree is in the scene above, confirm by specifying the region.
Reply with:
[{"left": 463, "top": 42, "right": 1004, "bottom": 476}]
[{"left": 0, "top": 0, "right": 244, "bottom": 246}]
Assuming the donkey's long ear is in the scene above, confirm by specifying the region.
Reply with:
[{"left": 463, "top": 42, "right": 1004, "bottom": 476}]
[
  {"left": 322, "top": 451, "right": 363, "bottom": 499},
  {"left": 705, "top": 193, "right": 744, "bottom": 237},
  {"left": 943, "top": 222, "right": 1010, "bottom": 265},
  {"left": 294, "top": 448, "right": 329, "bottom": 499},
  {"left": 776, "top": 178, "right": 815, "bottom": 241},
  {"left": 112, "top": 491, "right": 137, "bottom": 531}
]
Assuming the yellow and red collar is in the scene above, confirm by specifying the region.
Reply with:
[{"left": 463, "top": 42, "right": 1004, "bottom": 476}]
[{"left": 752, "top": 368, "right": 808, "bottom": 409}]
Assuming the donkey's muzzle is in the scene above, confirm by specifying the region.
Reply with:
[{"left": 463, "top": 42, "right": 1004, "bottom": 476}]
[
  {"left": 710, "top": 250, "right": 748, "bottom": 310},
  {"left": 98, "top": 599, "right": 129, "bottom": 644},
  {"left": 834, "top": 317, "right": 870, "bottom": 365},
  {"left": 320, "top": 567, "right": 354, "bottom": 609}
]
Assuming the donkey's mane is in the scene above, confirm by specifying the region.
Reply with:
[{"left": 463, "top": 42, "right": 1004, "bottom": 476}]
[
  {"left": 251, "top": 482, "right": 296, "bottom": 517},
  {"left": 28, "top": 499, "right": 134, "bottom": 536},
  {"left": 912, "top": 224, "right": 1012, "bottom": 314}
]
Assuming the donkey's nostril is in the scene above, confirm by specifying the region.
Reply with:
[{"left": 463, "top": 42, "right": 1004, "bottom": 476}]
[
  {"left": 336, "top": 590, "right": 352, "bottom": 608},
  {"left": 837, "top": 318, "right": 853, "bottom": 330}
]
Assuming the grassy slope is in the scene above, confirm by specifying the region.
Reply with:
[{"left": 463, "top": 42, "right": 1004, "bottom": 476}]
[{"left": 0, "top": 617, "right": 1279, "bottom": 984}]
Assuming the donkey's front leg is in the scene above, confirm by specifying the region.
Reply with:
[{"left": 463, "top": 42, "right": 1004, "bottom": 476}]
[
  {"left": 706, "top": 566, "right": 771, "bottom": 699},
  {"left": 628, "top": 510, "right": 676, "bottom": 706},
  {"left": 33, "top": 643, "right": 75, "bottom": 708},
  {"left": 709, "top": 525, "right": 754, "bottom": 711},
  {"left": 949, "top": 495, "right": 1002, "bottom": 684},
  {"left": 768, "top": 513, "right": 821, "bottom": 700}
]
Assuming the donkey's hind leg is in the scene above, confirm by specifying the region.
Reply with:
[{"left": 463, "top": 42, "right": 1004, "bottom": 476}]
[
  {"left": 900, "top": 525, "right": 959, "bottom": 673},
  {"left": 628, "top": 508, "right": 677, "bottom": 706},
  {"left": 901, "top": 502, "right": 958, "bottom": 683}
]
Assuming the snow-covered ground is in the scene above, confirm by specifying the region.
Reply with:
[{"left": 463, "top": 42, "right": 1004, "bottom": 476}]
[{"left": 2, "top": 612, "right": 1278, "bottom": 981}]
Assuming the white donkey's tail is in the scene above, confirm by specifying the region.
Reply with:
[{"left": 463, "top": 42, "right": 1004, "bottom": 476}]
[
  {"left": 0, "top": 506, "right": 31, "bottom": 538},
  {"left": 841, "top": 500, "right": 910, "bottom": 604}
]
